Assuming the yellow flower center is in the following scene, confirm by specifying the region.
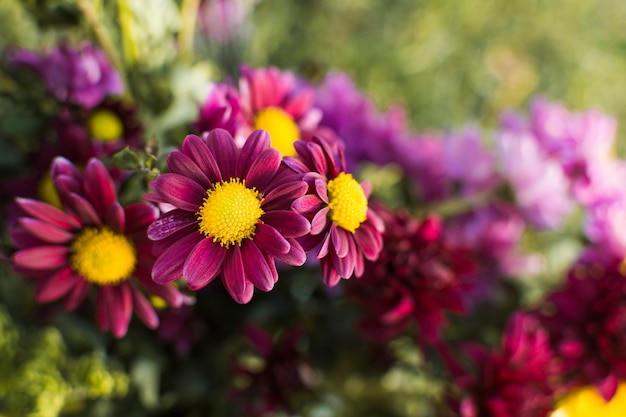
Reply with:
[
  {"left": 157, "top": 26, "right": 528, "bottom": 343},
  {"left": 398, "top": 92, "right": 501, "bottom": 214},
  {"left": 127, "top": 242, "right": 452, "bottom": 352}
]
[
  {"left": 70, "top": 227, "right": 137, "bottom": 285},
  {"left": 88, "top": 109, "right": 124, "bottom": 142},
  {"left": 327, "top": 172, "right": 368, "bottom": 233},
  {"left": 197, "top": 179, "right": 265, "bottom": 247},
  {"left": 550, "top": 383, "right": 626, "bottom": 417},
  {"left": 37, "top": 173, "right": 62, "bottom": 209},
  {"left": 253, "top": 107, "right": 300, "bottom": 157}
]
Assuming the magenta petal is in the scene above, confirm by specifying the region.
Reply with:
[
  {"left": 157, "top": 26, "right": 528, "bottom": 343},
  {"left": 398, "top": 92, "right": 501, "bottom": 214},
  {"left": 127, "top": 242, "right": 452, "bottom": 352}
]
[
  {"left": 241, "top": 240, "right": 275, "bottom": 292},
  {"left": 321, "top": 258, "right": 341, "bottom": 286},
  {"left": 311, "top": 206, "right": 330, "bottom": 235},
  {"left": 131, "top": 287, "right": 159, "bottom": 329},
  {"left": 64, "top": 279, "right": 91, "bottom": 310},
  {"left": 316, "top": 230, "right": 332, "bottom": 259},
  {"left": 167, "top": 151, "right": 212, "bottom": 189},
  {"left": 183, "top": 238, "right": 226, "bottom": 290},
  {"left": 292, "top": 195, "right": 324, "bottom": 215},
  {"left": 15, "top": 198, "right": 81, "bottom": 230},
  {"left": 68, "top": 192, "right": 102, "bottom": 226},
  {"left": 148, "top": 209, "right": 198, "bottom": 241},
  {"left": 274, "top": 239, "right": 307, "bottom": 266},
  {"left": 152, "top": 232, "right": 202, "bottom": 284},
  {"left": 282, "top": 155, "right": 310, "bottom": 174},
  {"left": 262, "top": 210, "right": 310, "bottom": 238},
  {"left": 105, "top": 202, "right": 125, "bottom": 233},
  {"left": 125, "top": 202, "right": 159, "bottom": 234},
  {"left": 262, "top": 180, "right": 309, "bottom": 210},
  {"left": 18, "top": 218, "right": 74, "bottom": 244},
  {"left": 96, "top": 289, "right": 110, "bottom": 332},
  {"left": 13, "top": 246, "right": 68, "bottom": 270},
  {"left": 597, "top": 373, "right": 619, "bottom": 402},
  {"left": 135, "top": 273, "right": 184, "bottom": 308},
  {"left": 36, "top": 266, "right": 77, "bottom": 302},
  {"left": 308, "top": 142, "right": 328, "bottom": 175},
  {"left": 51, "top": 156, "right": 82, "bottom": 180},
  {"left": 331, "top": 226, "right": 350, "bottom": 258},
  {"left": 151, "top": 173, "right": 206, "bottom": 212},
  {"left": 206, "top": 129, "right": 238, "bottom": 180},
  {"left": 84, "top": 158, "right": 117, "bottom": 218},
  {"left": 315, "top": 178, "right": 329, "bottom": 203},
  {"left": 240, "top": 130, "right": 271, "bottom": 177},
  {"left": 354, "top": 223, "right": 383, "bottom": 261},
  {"left": 245, "top": 148, "right": 281, "bottom": 190},
  {"left": 108, "top": 284, "right": 133, "bottom": 338},
  {"left": 181, "top": 135, "right": 223, "bottom": 183},
  {"left": 254, "top": 223, "right": 290, "bottom": 255},
  {"left": 222, "top": 246, "right": 247, "bottom": 301}
]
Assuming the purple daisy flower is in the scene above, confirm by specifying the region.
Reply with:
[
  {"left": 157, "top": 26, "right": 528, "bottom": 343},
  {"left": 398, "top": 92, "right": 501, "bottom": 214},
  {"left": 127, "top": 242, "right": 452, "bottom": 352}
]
[
  {"left": 146, "top": 129, "right": 311, "bottom": 304},
  {"left": 8, "top": 41, "right": 123, "bottom": 109},
  {"left": 9, "top": 157, "right": 184, "bottom": 338},
  {"left": 285, "top": 136, "right": 384, "bottom": 286}
]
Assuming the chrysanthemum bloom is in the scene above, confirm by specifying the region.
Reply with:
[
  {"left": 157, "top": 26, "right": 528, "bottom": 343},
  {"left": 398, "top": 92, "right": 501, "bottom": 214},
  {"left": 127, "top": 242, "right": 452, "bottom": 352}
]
[
  {"left": 284, "top": 136, "right": 384, "bottom": 286},
  {"left": 8, "top": 41, "right": 123, "bottom": 109},
  {"left": 550, "top": 382, "right": 626, "bottom": 417},
  {"left": 193, "top": 83, "right": 241, "bottom": 137},
  {"left": 230, "top": 324, "right": 317, "bottom": 416},
  {"left": 9, "top": 157, "right": 184, "bottom": 338},
  {"left": 537, "top": 249, "right": 626, "bottom": 401},
  {"left": 347, "top": 203, "right": 475, "bottom": 344},
  {"left": 453, "top": 313, "right": 557, "bottom": 417},
  {"left": 146, "top": 129, "right": 310, "bottom": 303}
]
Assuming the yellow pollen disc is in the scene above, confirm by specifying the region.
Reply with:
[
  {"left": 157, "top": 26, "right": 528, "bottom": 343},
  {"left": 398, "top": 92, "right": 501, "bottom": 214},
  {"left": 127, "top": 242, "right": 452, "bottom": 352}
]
[
  {"left": 550, "top": 383, "right": 626, "bottom": 417},
  {"left": 70, "top": 227, "right": 137, "bottom": 285},
  {"left": 37, "top": 173, "right": 62, "bottom": 209},
  {"left": 197, "top": 179, "right": 265, "bottom": 247},
  {"left": 253, "top": 106, "right": 300, "bottom": 157},
  {"left": 88, "top": 109, "right": 124, "bottom": 142},
  {"left": 327, "top": 172, "right": 368, "bottom": 233}
]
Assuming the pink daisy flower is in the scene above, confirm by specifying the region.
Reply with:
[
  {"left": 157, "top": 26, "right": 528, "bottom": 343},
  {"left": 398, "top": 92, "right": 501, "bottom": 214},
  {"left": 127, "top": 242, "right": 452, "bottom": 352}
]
[
  {"left": 285, "top": 136, "right": 384, "bottom": 286},
  {"left": 146, "top": 129, "right": 311, "bottom": 304},
  {"left": 9, "top": 157, "right": 184, "bottom": 338}
]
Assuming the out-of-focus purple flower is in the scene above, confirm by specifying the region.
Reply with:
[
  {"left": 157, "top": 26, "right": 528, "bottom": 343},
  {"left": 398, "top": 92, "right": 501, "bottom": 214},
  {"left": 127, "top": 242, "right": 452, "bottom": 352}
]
[
  {"left": 347, "top": 203, "right": 474, "bottom": 345},
  {"left": 193, "top": 83, "right": 241, "bottom": 137},
  {"left": 197, "top": 0, "right": 254, "bottom": 45},
  {"left": 157, "top": 304, "right": 207, "bottom": 356},
  {"left": 538, "top": 248, "right": 626, "bottom": 401},
  {"left": 452, "top": 313, "right": 556, "bottom": 417},
  {"left": 441, "top": 126, "right": 500, "bottom": 198},
  {"left": 315, "top": 72, "right": 408, "bottom": 170},
  {"left": 584, "top": 195, "right": 626, "bottom": 259},
  {"left": 495, "top": 125, "right": 574, "bottom": 229},
  {"left": 8, "top": 41, "right": 124, "bottom": 109},
  {"left": 230, "top": 324, "right": 317, "bottom": 416}
]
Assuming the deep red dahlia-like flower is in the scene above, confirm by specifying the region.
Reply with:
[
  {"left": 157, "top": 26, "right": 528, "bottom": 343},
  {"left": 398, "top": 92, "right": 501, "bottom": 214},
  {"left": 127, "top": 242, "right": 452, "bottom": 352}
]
[
  {"left": 538, "top": 248, "right": 626, "bottom": 401},
  {"left": 230, "top": 324, "right": 316, "bottom": 416},
  {"left": 284, "top": 136, "right": 384, "bottom": 286},
  {"left": 9, "top": 157, "right": 184, "bottom": 338},
  {"left": 347, "top": 203, "right": 474, "bottom": 343},
  {"left": 453, "top": 313, "right": 557, "bottom": 417},
  {"left": 146, "top": 129, "right": 311, "bottom": 303}
]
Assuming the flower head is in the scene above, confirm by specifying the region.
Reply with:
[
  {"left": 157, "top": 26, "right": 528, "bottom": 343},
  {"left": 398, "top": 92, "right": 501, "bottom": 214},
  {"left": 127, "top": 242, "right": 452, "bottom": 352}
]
[
  {"left": 10, "top": 157, "right": 183, "bottom": 338},
  {"left": 8, "top": 41, "right": 123, "bottom": 109},
  {"left": 146, "top": 129, "right": 310, "bottom": 303},
  {"left": 285, "top": 136, "right": 384, "bottom": 286},
  {"left": 347, "top": 203, "right": 475, "bottom": 344}
]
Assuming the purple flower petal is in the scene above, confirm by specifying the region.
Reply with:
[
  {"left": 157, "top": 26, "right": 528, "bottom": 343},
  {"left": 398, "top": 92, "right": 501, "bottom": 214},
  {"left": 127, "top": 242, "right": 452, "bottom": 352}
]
[
  {"left": 282, "top": 155, "right": 310, "bottom": 173},
  {"left": 108, "top": 283, "right": 133, "bottom": 338},
  {"left": 15, "top": 198, "right": 81, "bottom": 230},
  {"left": 68, "top": 192, "right": 102, "bottom": 226},
  {"left": 105, "top": 202, "right": 125, "bottom": 233},
  {"left": 274, "top": 238, "right": 307, "bottom": 266},
  {"left": 292, "top": 194, "right": 324, "bottom": 216},
  {"left": 18, "top": 218, "right": 74, "bottom": 244},
  {"left": 308, "top": 141, "right": 328, "bottom": 175},
  {"left": 124, "top": 202, "right": 159, "bottom": 234},
  {"left": 148, "top": 209, "right": 198, "bottom": 241},
  {"left": 239, "top": 130, "right": 271, "bottom": 177},
  {"left": 354, "top": 223, "right": 383, "bottom": 261},
  {"left": 152, "top": 232, "right": 202, "bottom": 284},
  {"left": 241, "top": 240, "right": 276, "bottom": 292},
  {"left": 245, "top": 148, "right": 281, "bottom": 190},
  {"left": 206, "top": 129, "right": 238, "bottom": 180},
  {"left": 167, "top": 150, "right": 212, "bottom": 189},
  {"left": 181, "top": 135, "right": 223, "bottom": 183},
  {"left": 35, "top": 266, "right": 78, "bottom": 302},
  {"left": 597, "top": 373, "right": 619, "bottom": 402},
  {"left": 311, "top": 206, "right": 330, "bottom": 235},
  {"left": 262, "top": 210, "right": 310, "bottom": 238},
  {"left": 13, "top": 246, "right": 69, "bottom": 270},
  {"left": 64, "top": 279, "right": 91, "bottom": 310},
  {"left": 321, "top": 258, "right": 341, "bottom": 286},
  {"left": 183, "top": 238, "right": 226, "bottom": 290},
  {"left": 331, "top": 226, "right": 350, "bottom": 258},
  {"left": 315, "top": 178, "right": 329, "bottom": 203},
  {"left": 262, "top": 180, "right": 309, "bottom": 210},
  {"left": 151, "top": 173, "right": 206, "bottom": 212},
  {"left": 84, "top": 158, "right": 117, "bottom": 218},
  {"left": 131, "top": 286, "right": 159, "bottom": 329},
  {"left": 222, "top": 245, "right": 246, "bottom": 300},
  {"left": 254, "top": 223, "right": 290, "bottom": 255}
]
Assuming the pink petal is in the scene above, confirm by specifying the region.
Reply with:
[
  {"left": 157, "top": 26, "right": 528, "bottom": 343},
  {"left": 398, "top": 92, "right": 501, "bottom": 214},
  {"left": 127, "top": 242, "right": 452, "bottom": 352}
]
[
  {"left": 107, "top": 284, "right": 133, "bottom": 338},
  {"left": 311, "top": 206, "right": 330, "bottom": 235},
  {"left": 254, "top": 223, "right": 290, "bottom": 255},
  {"left": 321, "top": 258, "right": 341, "bottom": 286},
  {"left": 124, "top": 202, "right": 159, "bottom": 234},
  {"left": 18, "top": 218, "right": 74, "bottom": 244},
  {"left": 274, "top": 238, "right": 306, "bottom": 266},
  {"left": 105, "top": 202, "right": 125, "bottom": 233},
  {"left": 315, "top": 178, "right": 329, "bottom": 203},
  {"left": 35, "top": 266, "right": 78, "bottom": 302},
  {"left": 331, "top": 226, "right": 350, "bottom": 258},
  {"left": 84, "top": 158, "right": 117, "bottom": 218},
  {"left": 262, "top": 180, "right": 309, "bottom": 210},
  {"left": 15, "top": 197, "right": 81, "bottom": 230},
  {"left": 239, "top": 130, "right": 271, "bottom": 177},
  {"left": 354, "top": 223, "right": 383, "bottom": 261},
  {"left": 282, "top": 155, "right": 310, "bottom": 174},
  {"left": 222, "top": 245, "right": 247, "bottom": 302},
  {"left": 131, "top": 286, "right": 159, "bottom": 329},
  {"left": 241, "top": 240, "right": 276, "bottom": 292},
  {"left": 64, "top": 279, "right": 91, "bottom": 310},
  {"left": 309, "top": 142, "right": 328, "bottom": 175},
  {"left": 181, "top": 135, "right": 223, "bottom": 183},
  {"left": 183, "top": 238, "right": 226, "bottom": 290},
  {"left": 68, "top": 192, "right": 102, "bottom": 226},
  {"left": 13, "top": 246, "right": 69, "bottom": 270},
  {"left": 167, "top": 151, "right": 212, "bottom": 189},
  {"left": 150, "top": 173, "right": 206, "bottom": 212},
  {"left": 292, "top": 195, "right": 324, "bottom": 215},
  {"left": 206, "top": 129, "right": 238, "bottom": 180},
  {"left": 152, "top": 232, "right": 202, "bottom": 284},
  {"left": 147, "top": 209, "right": 198, "bottom": 241},
  {"left": 245, "top": 148, "right": 281, "bottom": 190},
  {"left": 261, "top": 210, "right": 310, "bottom": 238},
  {"left": 597, "top": 373, "right": 619, "bottom": 402},
  {"left": 134, "top": 273, "right": 185, "bottom": 308},
  {"left": 96, "top": 289, "right": 110, "bottom": 332}
]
